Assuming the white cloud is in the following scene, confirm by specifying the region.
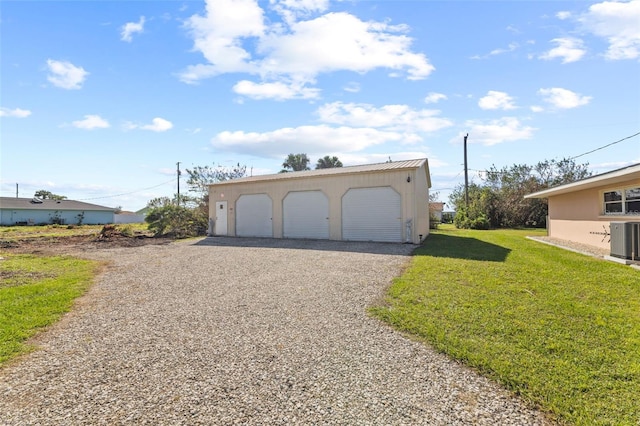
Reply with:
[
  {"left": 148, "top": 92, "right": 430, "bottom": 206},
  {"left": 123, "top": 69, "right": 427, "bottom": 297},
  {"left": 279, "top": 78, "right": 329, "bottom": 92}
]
[
  {"left": 271, "top": 0, "right": 329, "bottom": 24},
  {"left": 0, "top": 107, "right": 31, "bottom": 118},
  {"left": 556, "top": 11, "right": 572, "bottom": 20},
  {"left": 490, "top": 42, "right": 519, "bottom": 56},
  {"left": 424, "top": 92, "right": 447, "bottom": 104},
  {"left": 72, "top": 114, "right": 110, "bottom": 129},
  {"left": 46, "top": 59, "right": 89, "bottom": 90},
  {"left": 121, "top": 16, "right": 146, "bottom": 42},
  {"left": 209, "top": 100, "right": 451, "bottom": 160},
  {"left": 233, "top": 80, "right": 320, "bottom": 100},
  {"left": 506, "top": 25, "right": 520, "bottom": 34},
  {"left": 317, "top": 102, "right": 453, "bottom": 133},
  {"left": 343, "top": 82, "right": 360, "bottom": 93},
  {"left": 460, "top": 117, "right": 536, "bottom": 146},
  {"left": 530, "top": 105, "right": 544, "bottom": 113},
  {"left": 275, "top": 0, "right": 329, "bottom": 13},
  {"left": 258, "top": 12, "right": 433, "bottom": 80},
  {"left": 180, "top": 1, "right": 433, "bottom": 97},
  {"left": 125, "top": 117, "right": 173, "bottom": 132},
  {"left": 579, "top": 0, "right": 640, "bottom": 60},
  {"left": 538, "top": 87, "right": 592, "bottom": 109},
  {"left": 142, "top": 117, "right": 173, "bottom": 132},
  {"left": 540, "top": 37, "right": 586, "bottom": 63},
  {"left": 211, "top": 125, "right": 406, "bottom": 157},
  {"left": 478, "top": 91, "right": 517, "bottom": 110},
  {"left": 471, "top": 42, "right": 518, "bottom": 59},
  {"left": 180, "top": 0, "right": 266, "bottom": 83}
]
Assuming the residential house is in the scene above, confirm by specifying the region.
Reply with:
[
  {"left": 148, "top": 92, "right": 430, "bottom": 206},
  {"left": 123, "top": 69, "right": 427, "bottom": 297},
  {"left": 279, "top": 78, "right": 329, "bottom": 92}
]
[
  {"left": 524, "top": 163, "right": 640, "bottom": 251},
  {"left": 0, "top": 197, "right": 115, "bottom": 225}
]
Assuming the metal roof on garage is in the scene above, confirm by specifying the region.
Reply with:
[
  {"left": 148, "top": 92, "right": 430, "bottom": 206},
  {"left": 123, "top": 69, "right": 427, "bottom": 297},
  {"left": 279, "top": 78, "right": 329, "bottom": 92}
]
[
  {"left": 0, "top": 197, "right": 115, "bottom": 211},
  {"left": 210, "top": 158, "right": 431, "bottom": 187}
]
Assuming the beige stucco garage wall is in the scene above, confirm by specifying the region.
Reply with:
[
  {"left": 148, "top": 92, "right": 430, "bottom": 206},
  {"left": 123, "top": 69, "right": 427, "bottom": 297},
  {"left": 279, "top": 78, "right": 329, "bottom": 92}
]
[{"left": 209, "top": 162, "right": 430, "bottom": 244}]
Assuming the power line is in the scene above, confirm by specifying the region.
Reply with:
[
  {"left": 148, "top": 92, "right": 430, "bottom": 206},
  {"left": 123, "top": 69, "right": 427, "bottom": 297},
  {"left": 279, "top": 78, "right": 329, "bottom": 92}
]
[
  {"left": 464, "top": 131, "right": 640, "bottom": 177},
  {"left": 77, "top": 178, "right": 176, "bottom": 201},
  {"left": 568, "top": 131, "right": 640, "bottom": 160}
]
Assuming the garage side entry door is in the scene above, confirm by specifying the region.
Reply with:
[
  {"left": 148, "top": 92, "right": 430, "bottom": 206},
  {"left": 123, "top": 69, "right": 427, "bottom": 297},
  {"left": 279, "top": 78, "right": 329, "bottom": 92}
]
[
  {"left": 236, "top": 194, "right": 273, "bottom": 237},
  {"left": 283, "top": 191, "right": 329, "bottom": 239},
  {"left": 342, "top": 187, "right": 402, "bottom": 242}
]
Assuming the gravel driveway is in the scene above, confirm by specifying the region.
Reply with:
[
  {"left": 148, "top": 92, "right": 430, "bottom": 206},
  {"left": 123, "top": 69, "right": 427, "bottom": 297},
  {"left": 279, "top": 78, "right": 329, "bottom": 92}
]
[{"left": 0, "top": 238, "right": 551, "bottom": 425}]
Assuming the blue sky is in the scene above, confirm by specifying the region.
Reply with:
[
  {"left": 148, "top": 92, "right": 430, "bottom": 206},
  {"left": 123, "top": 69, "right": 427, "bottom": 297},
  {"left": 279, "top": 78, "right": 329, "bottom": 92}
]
[{"left": 1, "top": 0, "right": 639, "bottom": 211}]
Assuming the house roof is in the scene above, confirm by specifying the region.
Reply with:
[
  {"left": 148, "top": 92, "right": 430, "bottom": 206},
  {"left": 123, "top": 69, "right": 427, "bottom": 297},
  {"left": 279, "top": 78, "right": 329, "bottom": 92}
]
[
  {"left": 209, "top": 158, "right": 431, "bottom": 187},
  {"left": 525, "top": 163, "right": 640, "bottom": 199},
  {"left": 0, "top": 197, "right": 115, "bottom": 212}
]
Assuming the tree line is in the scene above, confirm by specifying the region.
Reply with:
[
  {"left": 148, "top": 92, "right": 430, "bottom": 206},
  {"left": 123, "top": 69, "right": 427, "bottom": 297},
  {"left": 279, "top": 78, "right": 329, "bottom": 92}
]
[{"left": 450, "top": 158, "right": 591, "bottom": 229}]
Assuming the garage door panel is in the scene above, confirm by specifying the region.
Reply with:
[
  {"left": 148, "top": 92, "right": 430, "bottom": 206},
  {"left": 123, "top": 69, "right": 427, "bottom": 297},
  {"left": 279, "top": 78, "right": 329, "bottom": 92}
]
[
  {"left": 342, "top": 187, "right": 402, "bottom": 242},
  {"left": 283, "top": 191, "right": 329, "bottom": 239},
  {"left": 236, "top": 194, "right": 272, "bottom": 237}
]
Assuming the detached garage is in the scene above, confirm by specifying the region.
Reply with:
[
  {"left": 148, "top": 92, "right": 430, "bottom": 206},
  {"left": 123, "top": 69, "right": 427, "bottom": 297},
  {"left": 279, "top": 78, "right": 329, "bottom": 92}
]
[{"left": 208, "top": 158, "right": 431, "bottom": 244}]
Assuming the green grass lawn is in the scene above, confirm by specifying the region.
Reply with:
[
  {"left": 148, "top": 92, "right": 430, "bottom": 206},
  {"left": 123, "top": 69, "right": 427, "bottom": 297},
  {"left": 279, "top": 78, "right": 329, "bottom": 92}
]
[
  {"left": 372, "top": 226, "right": 640, "bottom": 426},
  {"left": 0, "top": 253, "right": 102, "bottom": 366}
]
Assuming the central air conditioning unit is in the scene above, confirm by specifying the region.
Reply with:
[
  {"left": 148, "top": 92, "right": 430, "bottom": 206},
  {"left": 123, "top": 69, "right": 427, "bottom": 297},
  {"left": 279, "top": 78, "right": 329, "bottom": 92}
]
[{"left": 609, "top": 222, "right": 640, "bottom": 260}]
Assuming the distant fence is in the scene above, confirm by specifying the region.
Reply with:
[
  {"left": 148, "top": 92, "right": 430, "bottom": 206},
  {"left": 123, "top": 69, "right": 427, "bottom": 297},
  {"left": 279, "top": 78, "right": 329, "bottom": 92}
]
[{"left": 114, "top": 214, "right": 145, "bottom": 224}]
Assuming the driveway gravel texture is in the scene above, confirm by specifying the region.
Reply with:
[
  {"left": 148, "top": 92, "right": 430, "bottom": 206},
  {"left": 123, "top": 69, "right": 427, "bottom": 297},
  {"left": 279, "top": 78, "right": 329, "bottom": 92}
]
[{"left": 0, "top": 237, "right": 552, "bottom": 425}]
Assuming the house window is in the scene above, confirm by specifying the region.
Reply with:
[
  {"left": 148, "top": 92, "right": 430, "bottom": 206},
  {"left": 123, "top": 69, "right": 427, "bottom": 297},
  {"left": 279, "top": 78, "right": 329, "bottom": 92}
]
[
  {"left": 626, "top": 187, "right": 640, "bottom": 215},
  {"left": 604, "top": 187, "right": 640, "bottom": 215}
]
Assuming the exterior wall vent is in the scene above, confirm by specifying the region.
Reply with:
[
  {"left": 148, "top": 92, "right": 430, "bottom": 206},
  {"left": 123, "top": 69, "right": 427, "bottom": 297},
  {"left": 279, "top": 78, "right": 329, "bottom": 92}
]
[{"left": 610, "top": 222, "right": 640, "bottom": 260}]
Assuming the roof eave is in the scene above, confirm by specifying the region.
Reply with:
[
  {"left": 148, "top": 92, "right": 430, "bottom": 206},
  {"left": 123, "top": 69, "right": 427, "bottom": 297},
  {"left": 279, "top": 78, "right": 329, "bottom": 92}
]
[
  {"left": 524, "top": 164, "right": 640, "bottom": 199},
  {"left": 209, "top": 159, "right": 429, "bottom": 187}
]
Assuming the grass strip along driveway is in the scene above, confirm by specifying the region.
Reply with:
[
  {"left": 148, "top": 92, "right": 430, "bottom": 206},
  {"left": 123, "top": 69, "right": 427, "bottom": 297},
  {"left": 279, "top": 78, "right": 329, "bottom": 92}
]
[
  {"left": 372, "top": 226, "right": 640, "bottom": 425},
  {"left": 0, "top": 253, "right": 101, "bottom": 365}
]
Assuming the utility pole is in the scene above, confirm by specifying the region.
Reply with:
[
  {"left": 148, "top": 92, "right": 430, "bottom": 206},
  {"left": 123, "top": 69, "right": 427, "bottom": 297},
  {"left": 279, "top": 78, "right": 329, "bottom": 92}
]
[
  {"left": 464, "top": 133, "right": 469, "bottom": 207},
  {"left": 16, "top": 183, "right": 19, "bottom": 198},
  {"left": 176, "top": 162, "right": 181, "bottom": 205}
]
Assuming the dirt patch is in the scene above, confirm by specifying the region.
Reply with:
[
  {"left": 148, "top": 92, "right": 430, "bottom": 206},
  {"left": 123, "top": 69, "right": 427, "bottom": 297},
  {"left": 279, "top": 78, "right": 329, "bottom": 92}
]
[{"left": 0, "top": 227, "right": 175, "bottom": 256}]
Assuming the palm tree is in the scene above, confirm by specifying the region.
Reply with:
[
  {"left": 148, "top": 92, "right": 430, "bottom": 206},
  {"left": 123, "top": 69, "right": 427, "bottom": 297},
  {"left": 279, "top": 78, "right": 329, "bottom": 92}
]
[
  {"left": 315, "top": 155, "right": 343, "bottom": 169},
  {"left": 280, "top": 153, "right": 311, "bottom": 173}
]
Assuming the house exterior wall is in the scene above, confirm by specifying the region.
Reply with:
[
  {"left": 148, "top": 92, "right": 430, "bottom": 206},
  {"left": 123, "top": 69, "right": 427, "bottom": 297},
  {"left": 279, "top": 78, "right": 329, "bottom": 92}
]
[
  {"left": 547, "top": 177, "right": 640, "bottom": 250},
  {"left": 114, "top": 214, "right": 145, "bottom": 224},
  {"left": 413, "top": 166, "right": 430, "bottom": 240},
  {"left": 209, "top": 165, "right": 430, "bottom": 244},
  {"left": 0, "top": 209, "right": 113, "bottom": 225}
]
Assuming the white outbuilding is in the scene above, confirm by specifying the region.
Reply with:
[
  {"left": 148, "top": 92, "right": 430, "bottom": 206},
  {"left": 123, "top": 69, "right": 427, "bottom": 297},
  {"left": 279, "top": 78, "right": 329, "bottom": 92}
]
[{"left": 208, "top": 158, "right": 431, "bottom": 244}]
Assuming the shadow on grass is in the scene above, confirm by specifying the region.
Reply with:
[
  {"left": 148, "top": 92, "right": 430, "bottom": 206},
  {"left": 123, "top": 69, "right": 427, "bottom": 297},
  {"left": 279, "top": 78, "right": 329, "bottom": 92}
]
[{"left": 418, "top": 233, "right": 511, "bottom": 262}]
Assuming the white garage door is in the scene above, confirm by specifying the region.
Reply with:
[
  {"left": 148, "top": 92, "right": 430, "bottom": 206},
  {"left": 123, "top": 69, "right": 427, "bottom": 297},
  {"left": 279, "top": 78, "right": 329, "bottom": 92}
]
[
  {"left": 283, "top": 191, "right": 329, "bottom": 239},
  {"left": 236, "top": 194, "right": 273, "bottom": 237},
  {"left": 342, "top": 187, "right": 402, "bottom": 242}
]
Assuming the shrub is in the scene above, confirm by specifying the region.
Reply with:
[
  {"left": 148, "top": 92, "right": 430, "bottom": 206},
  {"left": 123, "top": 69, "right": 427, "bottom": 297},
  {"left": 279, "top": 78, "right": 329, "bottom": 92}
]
[
  {"left": 454, "top": 208, "right": 491, "bottom": 230},
  {"left": 145, "top": 204, "right": 207, "bottom": 238}
]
